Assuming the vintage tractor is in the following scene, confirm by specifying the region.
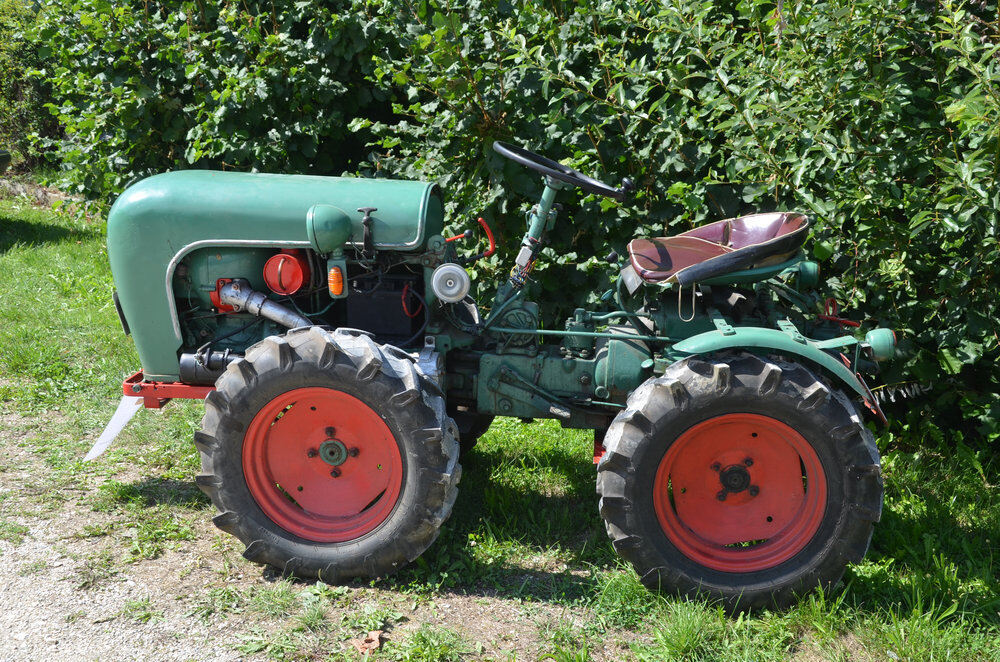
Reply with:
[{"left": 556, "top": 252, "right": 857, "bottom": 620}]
[{"left": 91, "top": 142, "right": 895, "bottom": 609}]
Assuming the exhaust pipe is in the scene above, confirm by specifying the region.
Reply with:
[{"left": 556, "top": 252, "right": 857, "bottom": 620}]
[
  {"left": 179, "top": 350, "right": 242, "bottom": 385},
  {"left": 218, "top": 278, "right": 312, "bottom": 329}
]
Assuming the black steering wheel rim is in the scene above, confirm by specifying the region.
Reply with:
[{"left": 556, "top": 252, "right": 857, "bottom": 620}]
[{"left": 493, "top": 141, "right": 626, "bottom": 202}]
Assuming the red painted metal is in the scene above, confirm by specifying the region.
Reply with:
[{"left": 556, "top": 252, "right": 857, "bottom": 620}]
[
  {"left": 242, "top": 387, "right": 403, "bottom": 542},
  {"left": 123, "top": 370, "right": 214, "bottom": 409},
  {"left": 593, "top": 433, "right": 606, "bottom": 465},
  {"left": 477, "top": 217, "right": 496, "bottom": 258},
  {"left": 445, "top": 218, "right": 496, "bottom": 259},
  {"left": 652, "top": 413, "right": 827, "bottom": 573},
  {"left": 263, "top": 249, "right": 311, "bottom": 295},
  {"left": 819, "top": 297, "right": 861, "bottom": 328},
  {"left": 210, "top": 278, "right": 235, "bottom": 313},
  {"left": 445, "top": 229, "right": 473, "bottom": 243}
]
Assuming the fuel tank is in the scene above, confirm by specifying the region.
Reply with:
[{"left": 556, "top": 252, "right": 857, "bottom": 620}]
[{"left": 107, "top": 170, "right": 443, "bottom": 380}]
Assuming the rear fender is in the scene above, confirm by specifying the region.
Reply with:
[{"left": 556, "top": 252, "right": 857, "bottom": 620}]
[{"left": 671, "top": 327, "right": 885, "bottom": 422}]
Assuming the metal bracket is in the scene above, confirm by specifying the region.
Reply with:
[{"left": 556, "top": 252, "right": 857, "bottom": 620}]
[
  {"left": 489, "top": 367, "right": 572, "bottom": 419},
  {"left": 776, "top": 318, "right": 807, "bottom": 344},
  {"left": 123, "top": 370, "right": 214, "bottom": 409},
  {"left": 414, "top": 337, "right": 444, "bottom": 388},
  {"left": 711, "top": 311, "right": 736, "bottom": 336}
]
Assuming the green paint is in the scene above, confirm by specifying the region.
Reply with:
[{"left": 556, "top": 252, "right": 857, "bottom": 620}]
[
  {"left": 108, "top": 170, "right": 442, "bottom": 380},
  {"left": 306, "top": 204, "right": 353, "bottom": 256},
  {"left": 594, "top": 326, "right": 652, "bottom": 399},
  {"left": 865, "top": 328, "right": 896, "bottom": 361},
  {"left": 672, "top": 326, "right": 869, "bottom": 400},
  {"left": 693, "top": 254, "right": 803, "bottom": 286}
]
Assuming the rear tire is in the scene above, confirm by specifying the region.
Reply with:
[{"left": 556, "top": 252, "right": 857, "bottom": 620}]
[
  {"left": 195, "top": 326, "right": 461, "bottom": 581},
  {"left": 596, "top": 352, "right": 882, "bottom": 610}
]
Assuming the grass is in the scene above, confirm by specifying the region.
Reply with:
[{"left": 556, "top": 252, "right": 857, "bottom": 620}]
[
  {"left": 1, "top": 195, "right": 1000, "bottom": 659},
  {"left": 0, "top": 519, "right": 29, "bottom": 545},
  {"left": 119, "top": 596, "right": 161, "bottom": 623}
]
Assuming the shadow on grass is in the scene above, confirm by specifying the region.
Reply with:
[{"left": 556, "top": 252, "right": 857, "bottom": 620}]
[
  {"left": 366, "top": 442, "right": 616, "bottom": 604},
  {"left": 98, "top": 477, "right": 211, "bottom": 510},
  {"left": 0, "top": 216, "right": 101, "bottom": 254},
  {"left": 97, "top": 433, "right": 1000, "bottom": 623}
]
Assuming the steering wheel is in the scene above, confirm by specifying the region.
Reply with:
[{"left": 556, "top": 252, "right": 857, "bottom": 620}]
[{"left": 493, "top": 141, "right": 633, "bottom": 202}]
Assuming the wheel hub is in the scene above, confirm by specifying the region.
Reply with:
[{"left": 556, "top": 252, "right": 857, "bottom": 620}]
[
  {"left": 719, "top": 464, "right": 751, "bottom": 493},
  {"left": 319, "top": 439, "right": 349, "bottom": 466}
]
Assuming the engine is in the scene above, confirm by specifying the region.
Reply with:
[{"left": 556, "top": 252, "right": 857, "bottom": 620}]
[{"left": 107, "top": 170, "right": 443, "bottom": 382}]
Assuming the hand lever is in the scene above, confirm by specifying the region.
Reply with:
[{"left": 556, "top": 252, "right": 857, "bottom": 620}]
[
  {"left": 455, "top": 217, "right": 497, "bottom": 264},
  {"left": 357, "top": 207, "right": 377, "bottom": 257},
  {"left": 617, "top": 177, "right": 635, "bottom": 201},
  {"left": 446, "top": 229, "right": 474, "bottom": 243}
]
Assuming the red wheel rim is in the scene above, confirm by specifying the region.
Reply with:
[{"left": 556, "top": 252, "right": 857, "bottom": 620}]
[
  {"left": 653, "top": 413, "right": 827, "bottom": 573},
  {"left": 242, "top": 387, "right": 402, "bottom": 543}
]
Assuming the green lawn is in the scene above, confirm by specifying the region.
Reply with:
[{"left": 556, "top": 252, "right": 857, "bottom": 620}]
[{"left": 1, "top": 195, "right": 999, "bottom": 660}]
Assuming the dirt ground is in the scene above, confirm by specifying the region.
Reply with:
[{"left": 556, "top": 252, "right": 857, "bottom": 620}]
[{"left": 0, "top": 411, "right": 633, "bottom": 661}]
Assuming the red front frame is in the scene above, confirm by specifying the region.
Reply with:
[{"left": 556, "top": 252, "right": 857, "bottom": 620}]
[{"left": 123, "top": 371, "right": 215, "bottom": 409}]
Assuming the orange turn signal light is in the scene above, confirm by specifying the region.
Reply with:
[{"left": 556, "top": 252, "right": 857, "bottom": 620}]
[{"left": 328, "top": 266, "right": 344, "bottom": 296}]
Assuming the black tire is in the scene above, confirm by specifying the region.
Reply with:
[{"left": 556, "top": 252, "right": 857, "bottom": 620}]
[
  {"left": 195, "top": 326, "right": 461, "bottom": 581},
  {"left": 447, "top": 406, "right": 494, "bottom": 453},
  {"left": 596, "top": 352, "right": 882, "bottom": 610}
]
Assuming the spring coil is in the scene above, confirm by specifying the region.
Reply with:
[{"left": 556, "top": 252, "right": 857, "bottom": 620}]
[{"left": 871, "top": 382, "right": 932, "bottom": 404}]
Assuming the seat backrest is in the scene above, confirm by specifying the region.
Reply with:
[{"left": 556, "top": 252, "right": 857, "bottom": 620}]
[{"left": 682, "top": 212, "right": 806, "bottom": 250}]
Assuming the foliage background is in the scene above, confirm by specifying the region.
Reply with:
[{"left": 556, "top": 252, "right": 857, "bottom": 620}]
[
  {"left": 29, "top": 0, "right": 382, "bottom": 193},
  {"left": 0, "top": 0, "right": 55, "bottom": 167},
  {"left": 9, "top": 0, "right": 1000, "bottom": 443}
]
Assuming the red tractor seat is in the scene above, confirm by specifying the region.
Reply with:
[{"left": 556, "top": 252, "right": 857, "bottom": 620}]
[{"left": 627, "top": 212, "right": 809, "bottom": 286}]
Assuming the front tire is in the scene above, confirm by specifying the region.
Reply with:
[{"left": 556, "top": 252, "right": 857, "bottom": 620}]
[
  {"left": 195, "top": 326, "right": 461, "bottom": 581},
  {"left": 596, "top": 353, "right": 882, "bottom": 610}
]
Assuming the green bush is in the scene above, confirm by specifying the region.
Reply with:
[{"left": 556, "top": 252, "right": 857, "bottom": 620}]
[
  {"left": 32, "top": 0, "right": 383, "bottom": 196},
  {"left": 0, "top": 0, "right": 54, "bottom": 168},
  {"left": 29, "top": 0, "right": 999, "bottom": 441},
  {"left": 359, "top": 0, "right": 999, "bottom": 440}
]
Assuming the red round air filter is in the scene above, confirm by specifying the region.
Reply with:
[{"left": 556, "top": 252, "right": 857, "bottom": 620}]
[{"left": 263, "top": 250, "right": 311, "bottom": 295}]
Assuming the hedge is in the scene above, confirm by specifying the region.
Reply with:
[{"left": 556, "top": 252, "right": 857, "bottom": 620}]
[
  {"left": 0, "top": 0, "right": 54, "bottom": 168},
  {"left": 31, "top": 0, "right": 383, "bottom": 195},
  {"left": 359, "top": 0, "right": 999, "bottom": 441},
  {"left": 29, "top": 0, "right": 1000, "bottom": 442}
]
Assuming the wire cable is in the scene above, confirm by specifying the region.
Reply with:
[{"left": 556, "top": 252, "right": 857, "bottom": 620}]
[{"left": 399, "top": 288, "right": 430, "bottom": 348}]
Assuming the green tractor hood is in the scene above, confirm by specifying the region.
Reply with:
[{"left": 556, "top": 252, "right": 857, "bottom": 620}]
[{"left": 108, "top": 170, "right": 444, "bottom": 380}]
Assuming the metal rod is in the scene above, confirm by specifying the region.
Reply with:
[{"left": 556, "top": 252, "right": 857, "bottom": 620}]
[
  {"left": 588, "top": 310, "right": 630, "bottom": 321},
  {"left": 488, "top": 326, "right": 674, "bottom": 343}
]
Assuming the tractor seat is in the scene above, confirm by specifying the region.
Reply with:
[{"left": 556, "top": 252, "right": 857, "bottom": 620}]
[{"left": 627, "top": 212, "right": 809, "bottom": 286}]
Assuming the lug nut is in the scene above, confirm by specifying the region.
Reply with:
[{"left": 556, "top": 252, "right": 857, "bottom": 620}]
[
  {"left": 749, "top": 485, "right": 760, "bottom": 496},
  {"left": 711, "top": 462, "right": 722, "bottom": 471},
  {"left": 744, "top": 458, "right": 754, "bottom": 466},
  {"left": 330, "top": 468, "right": 341, "bottom": 478},
  {"left": 307, "top": 449, "right": 318, "bottom": 458},
  {"left": 325, "top": 427, "right": 336, "bottom": 437},
  {"left": 716, "top": 490, "right": 727, "bottom": 501},
  {"left": 348, "top": 447, "right": 360, "bottom": 457}
]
